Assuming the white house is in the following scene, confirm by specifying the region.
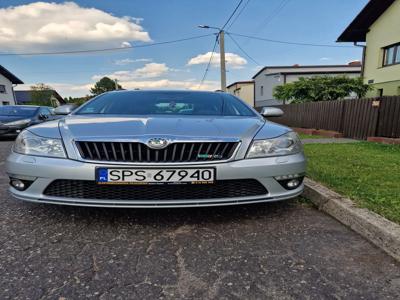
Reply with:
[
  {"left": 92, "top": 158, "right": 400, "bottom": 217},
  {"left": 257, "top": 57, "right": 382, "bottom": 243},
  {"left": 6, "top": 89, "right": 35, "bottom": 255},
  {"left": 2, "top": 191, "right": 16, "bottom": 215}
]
[
  {"left": 226, "top": 80, "right": 254, "bottom": 107},
  {"left": 252, "top": 63, "right": 362, "bottom": 107},
  {"left": 0, "top": 65, "right": 24, "bottom": 106}
]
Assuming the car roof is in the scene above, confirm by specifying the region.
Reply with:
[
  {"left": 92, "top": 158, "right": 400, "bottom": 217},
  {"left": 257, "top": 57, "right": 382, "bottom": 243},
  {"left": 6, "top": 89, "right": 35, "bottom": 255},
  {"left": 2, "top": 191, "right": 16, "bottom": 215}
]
[{"left": 3, "top": 105, "right": 40, "bottom": 108}]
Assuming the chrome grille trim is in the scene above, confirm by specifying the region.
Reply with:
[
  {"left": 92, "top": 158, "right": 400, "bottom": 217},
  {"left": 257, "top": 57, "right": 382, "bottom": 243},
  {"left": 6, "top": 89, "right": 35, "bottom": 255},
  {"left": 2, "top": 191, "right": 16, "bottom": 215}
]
[{"left": 75, "top": 141, "right": 240, "bottom": 163}]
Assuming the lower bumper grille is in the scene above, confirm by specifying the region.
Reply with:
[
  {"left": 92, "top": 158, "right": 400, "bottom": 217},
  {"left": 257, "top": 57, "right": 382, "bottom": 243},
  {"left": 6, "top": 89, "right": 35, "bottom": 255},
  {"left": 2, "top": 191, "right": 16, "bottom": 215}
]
[{"left": 43, "top": 179, "right": 267, "bottom": 200}]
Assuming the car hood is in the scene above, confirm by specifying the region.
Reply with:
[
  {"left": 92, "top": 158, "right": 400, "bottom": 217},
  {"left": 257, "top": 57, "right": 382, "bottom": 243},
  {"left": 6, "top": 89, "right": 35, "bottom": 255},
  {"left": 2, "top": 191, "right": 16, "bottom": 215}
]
[
  {"left": 28, "top": 115, "right": 291, "bottom": 141},
  {"left": 27, "top": 115, "right": 292, "bottom": 160},
  {"left": 0, "top": 116, "right": 30, "bottom": 124},
  {"left": 58, "top": 115, "right": 266, "bottom": 140}
]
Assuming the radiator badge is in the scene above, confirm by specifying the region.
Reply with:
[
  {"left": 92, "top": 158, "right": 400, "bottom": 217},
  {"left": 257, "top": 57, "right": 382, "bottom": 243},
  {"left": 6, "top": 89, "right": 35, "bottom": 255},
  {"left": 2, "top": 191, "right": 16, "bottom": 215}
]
[{"left": 147, "top": 138, "right": 169, "bottom": 149}]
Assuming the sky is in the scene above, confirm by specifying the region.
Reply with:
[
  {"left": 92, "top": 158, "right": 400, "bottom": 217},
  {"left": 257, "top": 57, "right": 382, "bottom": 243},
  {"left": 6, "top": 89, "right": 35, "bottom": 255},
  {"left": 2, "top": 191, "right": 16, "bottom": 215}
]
[{"left": 0, "top": 0, "right": 369, "bottom": 98}]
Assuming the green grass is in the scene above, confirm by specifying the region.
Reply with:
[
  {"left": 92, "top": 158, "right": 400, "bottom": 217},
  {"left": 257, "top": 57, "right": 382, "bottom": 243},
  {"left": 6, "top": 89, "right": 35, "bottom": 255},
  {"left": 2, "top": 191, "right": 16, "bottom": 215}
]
[
  {"left": 304, "top": 142, "right": 400, "bottom": 224},
  {"left": 298, "top": 133, "right": 326, "bottom": 139}
]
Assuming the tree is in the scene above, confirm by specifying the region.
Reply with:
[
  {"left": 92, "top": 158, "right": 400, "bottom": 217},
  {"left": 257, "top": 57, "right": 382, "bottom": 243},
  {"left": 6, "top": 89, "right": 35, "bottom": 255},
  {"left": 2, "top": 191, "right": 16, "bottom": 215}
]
[
  {"left": 90, "top": 77, "right": 122, "bottom": 95},
  {"left": 67, "top": 95, "right": 94, "bottom": 106},
  {"left": 273, "top": 76, "right": 372, "bottom": 103},
  {"left": 29, "top": 83, "right": 54, "bottom": 106}
]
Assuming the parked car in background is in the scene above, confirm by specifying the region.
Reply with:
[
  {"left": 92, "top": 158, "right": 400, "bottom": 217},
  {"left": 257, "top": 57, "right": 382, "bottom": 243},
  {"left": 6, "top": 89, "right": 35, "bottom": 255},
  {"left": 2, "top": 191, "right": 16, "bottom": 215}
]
[
  {"left": 5, "top": 90, "right": 306, "bottom": 208},
  {"left": 0, "top": 105, "right": 56, "bottom": 138}
]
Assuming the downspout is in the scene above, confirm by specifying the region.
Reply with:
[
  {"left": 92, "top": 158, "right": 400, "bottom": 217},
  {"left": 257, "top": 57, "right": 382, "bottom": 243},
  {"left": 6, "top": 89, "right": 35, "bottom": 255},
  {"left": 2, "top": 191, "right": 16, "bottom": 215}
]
[
  {"left": 283, "top": 73, "right": 287, "bottom": 105},
  {"left": 12, "top": 84, "right": 18, "bottom": 105},
  {"left": 354, "top": 42, "right": 366, "bottom": 78}
]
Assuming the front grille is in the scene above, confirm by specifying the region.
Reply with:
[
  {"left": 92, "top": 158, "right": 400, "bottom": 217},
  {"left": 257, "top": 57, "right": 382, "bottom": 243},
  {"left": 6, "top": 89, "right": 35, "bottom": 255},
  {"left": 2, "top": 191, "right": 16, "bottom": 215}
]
[
  {"left": 44, "top": 179, "right": 267, "bottom": 200},
  {"left": 76, "top": 141, "right": 239, "bottom": 163}
]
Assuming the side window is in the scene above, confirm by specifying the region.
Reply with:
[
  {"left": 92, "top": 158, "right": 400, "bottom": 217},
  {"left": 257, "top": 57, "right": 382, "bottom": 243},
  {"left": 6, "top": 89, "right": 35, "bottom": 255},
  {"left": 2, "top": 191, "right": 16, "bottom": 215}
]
[{"left": 223, "top": 94, "right": 254, "bottom": 116}]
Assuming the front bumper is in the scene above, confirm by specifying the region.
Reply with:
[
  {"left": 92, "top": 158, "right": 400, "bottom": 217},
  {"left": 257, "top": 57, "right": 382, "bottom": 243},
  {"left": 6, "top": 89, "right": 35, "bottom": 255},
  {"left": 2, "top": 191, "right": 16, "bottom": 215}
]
[
  {"left": 0, "top": 125, "right": 25, "bottom": 138},
  {"left": 5, "top": 152, "right": 306, "bottom": 208}
]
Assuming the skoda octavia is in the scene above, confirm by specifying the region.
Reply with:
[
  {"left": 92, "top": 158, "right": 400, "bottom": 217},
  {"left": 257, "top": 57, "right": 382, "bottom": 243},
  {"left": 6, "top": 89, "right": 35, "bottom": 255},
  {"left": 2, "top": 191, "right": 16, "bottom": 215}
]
[{"left": 6, "top": 90, "right": 306, "bottom": 207}]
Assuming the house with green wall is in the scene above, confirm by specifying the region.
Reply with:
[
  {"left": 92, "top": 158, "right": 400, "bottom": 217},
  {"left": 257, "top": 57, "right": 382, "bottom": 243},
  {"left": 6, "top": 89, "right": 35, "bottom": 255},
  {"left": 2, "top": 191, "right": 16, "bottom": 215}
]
[{"left": 337, "top": 0, "right": 400, "bottom": 97}]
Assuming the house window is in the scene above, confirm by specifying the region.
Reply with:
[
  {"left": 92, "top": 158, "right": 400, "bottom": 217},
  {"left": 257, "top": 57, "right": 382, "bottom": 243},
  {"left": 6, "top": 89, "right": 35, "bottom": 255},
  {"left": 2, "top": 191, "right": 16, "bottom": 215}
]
[
  {"left": 2, "top": 101, "right": 10, "bottom": 105},
  {"left": 260, "top": 86, "right": 264, "bottom": 96},
  {"left": 0, "top": 85, "right": 6, "bottom": 94},
  {"left": 383, "top": 43, "right": 400, "bottom": 66}
]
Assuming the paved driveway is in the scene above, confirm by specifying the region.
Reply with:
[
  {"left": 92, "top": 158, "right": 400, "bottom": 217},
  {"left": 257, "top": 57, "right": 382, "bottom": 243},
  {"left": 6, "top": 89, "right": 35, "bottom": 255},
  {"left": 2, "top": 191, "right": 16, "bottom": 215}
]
[{"left": 0, "top": 141, "right": 399, "bottom": 299}]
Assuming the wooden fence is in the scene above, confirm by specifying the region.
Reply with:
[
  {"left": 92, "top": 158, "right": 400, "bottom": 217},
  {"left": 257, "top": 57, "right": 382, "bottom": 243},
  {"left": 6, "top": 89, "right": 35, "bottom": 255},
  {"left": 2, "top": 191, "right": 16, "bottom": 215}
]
[{"left": 270, "top": 96, "right": 400, "bottom": 140}]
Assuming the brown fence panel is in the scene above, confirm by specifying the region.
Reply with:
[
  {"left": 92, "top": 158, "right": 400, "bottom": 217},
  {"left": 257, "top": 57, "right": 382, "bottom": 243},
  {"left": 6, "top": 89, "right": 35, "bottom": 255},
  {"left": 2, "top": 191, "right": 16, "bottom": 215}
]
[
  {"left": 267, "top": 96, "right": 400, "bottom": 140},
  {"left": 274, "top": 100, "right": 344, "bottom": 131},
  {"left": 377, "top": 97, "right": 400, "bottom": 138},
  {"left": 341, "top": 98, "right": 380, "bottom": 139}
]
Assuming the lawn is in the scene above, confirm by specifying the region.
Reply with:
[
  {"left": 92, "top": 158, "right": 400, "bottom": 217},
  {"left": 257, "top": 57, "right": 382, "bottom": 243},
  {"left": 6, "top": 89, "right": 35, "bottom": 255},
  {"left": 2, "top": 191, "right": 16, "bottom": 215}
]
[
  {"left": 298, "top": 133, "right": 325, "bottom": 139},
  {"left": 304, "top": 142, "right": 400, "bottom": 224}
]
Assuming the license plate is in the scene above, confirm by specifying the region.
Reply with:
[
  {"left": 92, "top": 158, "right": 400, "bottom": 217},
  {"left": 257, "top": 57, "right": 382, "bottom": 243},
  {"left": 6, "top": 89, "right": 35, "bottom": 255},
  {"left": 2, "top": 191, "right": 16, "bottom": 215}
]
[{"left": 96, "top": 168, "right": 215, "bottom": 185}]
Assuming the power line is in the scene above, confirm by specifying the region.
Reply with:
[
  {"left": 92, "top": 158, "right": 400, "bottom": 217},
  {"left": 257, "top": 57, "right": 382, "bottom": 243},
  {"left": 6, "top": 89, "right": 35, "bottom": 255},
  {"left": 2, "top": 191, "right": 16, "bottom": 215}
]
[
  {"left": 256, "top": 0, "right": 291, "bottom": 31},
  {"left": 226, "top": 32, "right": 261, "bottom": 66},
  {"left": 0, "top": 34, "right": 214, "bottom": 56},
  {"left": 226, "top": 0, "right": 251, "bottom": 30},
  {"left": 198, "top": 35, "right": 219, "bottom": 89},
  {"left": 221, "top": 0, "right": 244, "bottom": 30},
  {"left": 228, "top": 32, "right": 357, "bottom": 48},
  {"left": 198, "top": 0, "right": 244, "bottom": 88}
]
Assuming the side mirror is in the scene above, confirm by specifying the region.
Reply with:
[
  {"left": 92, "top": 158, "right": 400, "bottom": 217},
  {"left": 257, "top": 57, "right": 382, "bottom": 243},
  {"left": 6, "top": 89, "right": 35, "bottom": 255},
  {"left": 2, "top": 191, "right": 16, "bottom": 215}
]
[
  {"left": 54, "top": 105, "right": 76, "bottom": 115},
  {"left": 261, "top": 107, "right": 284, "bottom": 117},
  {"left": 38, "top": 113, "right": 48, "bottom": 120}
]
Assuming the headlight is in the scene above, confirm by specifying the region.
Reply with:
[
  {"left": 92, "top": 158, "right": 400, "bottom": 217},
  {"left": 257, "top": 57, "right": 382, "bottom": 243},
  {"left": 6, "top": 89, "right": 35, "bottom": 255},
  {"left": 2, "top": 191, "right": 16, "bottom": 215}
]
[
  {"left": 14, "top": 130, "right": 66, "bottom": 158},
  {"left": 247, "top": 132, "right": 302, "bottom": 158},
  {"left": 4, "top": 118, "right": 31, "bottom": 126}
]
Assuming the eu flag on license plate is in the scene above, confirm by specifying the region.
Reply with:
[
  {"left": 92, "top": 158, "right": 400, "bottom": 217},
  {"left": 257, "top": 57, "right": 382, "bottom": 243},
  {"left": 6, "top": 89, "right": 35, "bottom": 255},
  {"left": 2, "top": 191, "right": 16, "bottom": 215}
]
[{"left": 97, "top": 168, "right": 108, "bottom": 182}]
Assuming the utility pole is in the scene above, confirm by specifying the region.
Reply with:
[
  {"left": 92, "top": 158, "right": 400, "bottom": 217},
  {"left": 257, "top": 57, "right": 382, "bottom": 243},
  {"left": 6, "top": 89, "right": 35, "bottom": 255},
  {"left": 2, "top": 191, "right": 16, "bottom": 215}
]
[
  {"left": 198, "top": 25, "right": 227, "bottom": 91},
  {"left": 219, "top": 30, "right": 227, "bottom": 92}
]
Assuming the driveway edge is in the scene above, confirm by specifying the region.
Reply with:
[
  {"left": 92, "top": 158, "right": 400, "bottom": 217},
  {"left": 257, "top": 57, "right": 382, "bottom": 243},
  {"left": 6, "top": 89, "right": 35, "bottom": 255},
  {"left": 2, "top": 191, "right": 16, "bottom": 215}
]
[{"left": 303, "top": 178, "right": 400, "bottom": 262}]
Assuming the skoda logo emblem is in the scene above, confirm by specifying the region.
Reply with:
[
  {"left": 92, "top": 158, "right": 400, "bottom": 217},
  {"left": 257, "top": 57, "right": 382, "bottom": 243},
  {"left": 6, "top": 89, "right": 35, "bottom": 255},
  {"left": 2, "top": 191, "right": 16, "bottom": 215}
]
[{"left": 147, "top": 138, "right": 169, "bottom": 149}]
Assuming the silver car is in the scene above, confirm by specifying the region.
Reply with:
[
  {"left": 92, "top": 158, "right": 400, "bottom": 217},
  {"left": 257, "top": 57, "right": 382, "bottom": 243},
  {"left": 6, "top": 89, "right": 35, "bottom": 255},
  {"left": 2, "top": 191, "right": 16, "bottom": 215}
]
[{"left": 5, "top": 90, "right": 306, "bottom": 208}]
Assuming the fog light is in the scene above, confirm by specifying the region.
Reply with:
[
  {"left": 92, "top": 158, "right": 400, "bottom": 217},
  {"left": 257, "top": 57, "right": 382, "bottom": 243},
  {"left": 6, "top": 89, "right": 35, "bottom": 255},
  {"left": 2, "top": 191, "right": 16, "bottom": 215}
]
[
  {"left": 276, "top": 176, "right": 304, "bottom": 190},
  {"left": 287, "top": 179, "right": 300, "bottom": 189},
  {"left": 10, "top": 179, "right": 25, "bottom": 190},
  {"left": 9, "top": 178, "right": 33, "bottom": 191}
]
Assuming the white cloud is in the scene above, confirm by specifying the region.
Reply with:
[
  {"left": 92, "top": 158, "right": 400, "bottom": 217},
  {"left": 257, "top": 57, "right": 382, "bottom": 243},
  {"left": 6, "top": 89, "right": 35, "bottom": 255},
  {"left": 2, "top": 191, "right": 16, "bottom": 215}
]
[
  {"left": 93, "top": 63, "right": 170, "bottom": 81},
  {"left": 120, "top": 79, "right": 219, "bottom": 91},
  {"left": 188, "top": 52, "right": 247, "bottom": 69},
  {"left": 120, "top": 42, "right": 132, "bottom": 48},
  {"left": 0, "top": 2, "right": 151, "bottom": 52},
  {"left": 114, "top": 58, "right": 152, "bottom": 65}
]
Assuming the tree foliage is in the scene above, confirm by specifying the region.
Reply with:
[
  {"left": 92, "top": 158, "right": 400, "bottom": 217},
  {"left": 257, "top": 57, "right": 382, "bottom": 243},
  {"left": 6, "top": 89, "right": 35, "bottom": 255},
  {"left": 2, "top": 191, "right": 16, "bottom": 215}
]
[
  {"left": 273, "top": 76, "right": 372, "bottom": 103},
  {"left": 90, "top": 77, "right": 122, "bottom": 95},
  {"left": 64, "top": 95, "right": 94, "bottom": 106},
  {"left": 29, "top": 83, "right": 54, "bottom": 106}
]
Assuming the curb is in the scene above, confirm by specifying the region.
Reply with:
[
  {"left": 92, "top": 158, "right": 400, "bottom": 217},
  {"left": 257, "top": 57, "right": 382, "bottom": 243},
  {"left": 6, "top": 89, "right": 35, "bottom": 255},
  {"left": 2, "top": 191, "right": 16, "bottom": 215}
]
[{"left": 303, "top": 178, "right": 400, "bottom": 262}]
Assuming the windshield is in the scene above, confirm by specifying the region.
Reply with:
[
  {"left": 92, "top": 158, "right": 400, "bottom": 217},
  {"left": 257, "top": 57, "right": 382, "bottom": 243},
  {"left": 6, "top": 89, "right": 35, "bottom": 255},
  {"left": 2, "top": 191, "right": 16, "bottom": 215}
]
[
  {"left": 0, "top": 106, "right": 37, "bottom": 116},
  {"left": 75, "top": 92, "right": 255, "bottom": 117}
]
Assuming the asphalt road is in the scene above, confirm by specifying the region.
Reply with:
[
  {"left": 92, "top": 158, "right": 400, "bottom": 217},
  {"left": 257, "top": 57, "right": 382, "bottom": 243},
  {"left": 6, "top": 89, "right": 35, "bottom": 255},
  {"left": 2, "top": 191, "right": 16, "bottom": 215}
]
[{"left": 0, "top": 140, "right": 399, "bottom": 300}]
